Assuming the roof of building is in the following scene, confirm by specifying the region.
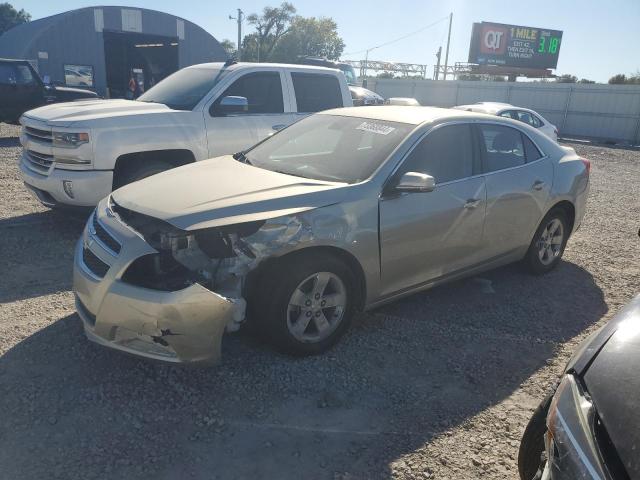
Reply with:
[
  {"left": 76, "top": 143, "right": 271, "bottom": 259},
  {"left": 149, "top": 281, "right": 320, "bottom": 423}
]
[{"left": 0, "top": 6, "right": 218, "bottom": 58}]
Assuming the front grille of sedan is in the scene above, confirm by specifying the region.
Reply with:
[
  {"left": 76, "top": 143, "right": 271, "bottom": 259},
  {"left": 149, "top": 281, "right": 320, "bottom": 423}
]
[
  {"left": 24, "top": 126, "right": 53, "bottom": 144},
  {"left": 82, "top": 247, "right": 110, "bottom": 278},
  {"left": 92, "top": 214, "right": 121, "bottom": 255}
]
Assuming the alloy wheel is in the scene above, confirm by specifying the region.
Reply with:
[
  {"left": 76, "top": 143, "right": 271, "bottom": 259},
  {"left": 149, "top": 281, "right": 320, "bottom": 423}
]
[
  {"left": 537, "top": 218, "right": 564, "bottom": 266},
  {"left": 286, "top": 272, "right": 347, "bottom": 343}
]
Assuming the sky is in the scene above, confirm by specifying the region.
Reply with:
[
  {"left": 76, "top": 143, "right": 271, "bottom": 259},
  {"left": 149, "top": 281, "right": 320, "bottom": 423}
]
[{"left": 11, "top": 0, "right": 640, "bottom": 83}]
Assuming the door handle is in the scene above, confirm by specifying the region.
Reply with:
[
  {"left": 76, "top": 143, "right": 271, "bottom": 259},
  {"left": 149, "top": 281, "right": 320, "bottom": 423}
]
[
  {"left": 464, "top": 199, "right": 481, "bottom": 209},
  {"left": 272, "top": 124, "right": 286, "bottom": 131},
  {"left": 532, "top": 180, "right": 545, "bottom": 191}
]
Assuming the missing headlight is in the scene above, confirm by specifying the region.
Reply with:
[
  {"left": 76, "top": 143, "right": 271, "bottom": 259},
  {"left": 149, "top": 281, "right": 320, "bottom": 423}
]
[{"left": 122, "top": 253, "right": 200, "bottom": 291}]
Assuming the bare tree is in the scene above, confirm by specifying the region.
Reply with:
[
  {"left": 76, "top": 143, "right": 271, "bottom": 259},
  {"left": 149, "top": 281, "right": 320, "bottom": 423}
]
[{"left": 246, "top": 2, "right": 296, "bottom": 62}]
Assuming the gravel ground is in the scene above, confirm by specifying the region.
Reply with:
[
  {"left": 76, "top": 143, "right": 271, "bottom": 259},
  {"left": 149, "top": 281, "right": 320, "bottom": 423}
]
[{"left": 0, "top": 121, "right": 638, "bottom": 480}]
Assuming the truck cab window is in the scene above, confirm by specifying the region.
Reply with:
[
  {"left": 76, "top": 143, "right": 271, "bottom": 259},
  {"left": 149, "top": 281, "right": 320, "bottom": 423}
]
[
  {"left": 215, "top": 72, "right": 284, "bottom": 115},
  {"left": 291, "top": 73, "right": 342, "bottom": 113}
]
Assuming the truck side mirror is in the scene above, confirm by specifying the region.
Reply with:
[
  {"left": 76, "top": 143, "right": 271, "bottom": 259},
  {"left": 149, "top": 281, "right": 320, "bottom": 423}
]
[{"left": 211, "top": 96, "right": 248, "bottom": 117}]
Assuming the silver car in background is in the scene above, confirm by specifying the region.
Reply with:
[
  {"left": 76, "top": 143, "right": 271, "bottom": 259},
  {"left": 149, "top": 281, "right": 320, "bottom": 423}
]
[
  {"left": 73, "top": 106, "right": 590, "bottom": 364},
  {"left": 454, "top": 102, "right": 559, "bottom": 142}
]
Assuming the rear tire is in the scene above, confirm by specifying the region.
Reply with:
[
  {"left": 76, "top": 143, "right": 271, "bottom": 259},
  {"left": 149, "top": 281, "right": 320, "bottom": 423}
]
[
  {"left": 518, "top": 399, "right": 549, "bottom": 480},
  {"left": 524, "top": 208, "right": 569, "bottom": 275},
  {"left": 250, "top": 253, "right": 358, "bottom": 356},
  {"left": 113, "top": 160, "right": 173, "bottom": 189}
]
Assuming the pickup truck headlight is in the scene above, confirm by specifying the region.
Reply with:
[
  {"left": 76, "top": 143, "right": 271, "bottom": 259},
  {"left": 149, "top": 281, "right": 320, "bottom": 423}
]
[
  {"left": 53, "top": 131, "right": 89, "bottom": 148},
  {"left": 545, "top": 374, "right": 609, "bottom": 479}
]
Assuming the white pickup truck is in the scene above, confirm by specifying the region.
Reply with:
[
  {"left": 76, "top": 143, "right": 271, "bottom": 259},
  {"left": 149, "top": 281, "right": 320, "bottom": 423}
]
[{"left": 19, "top": 62, "right": 352, "bottom": 208}]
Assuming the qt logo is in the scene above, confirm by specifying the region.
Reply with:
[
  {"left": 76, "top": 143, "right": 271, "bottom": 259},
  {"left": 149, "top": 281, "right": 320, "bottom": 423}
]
[{"left": 480, "top": 25, "right": 507, "bottom": 54}]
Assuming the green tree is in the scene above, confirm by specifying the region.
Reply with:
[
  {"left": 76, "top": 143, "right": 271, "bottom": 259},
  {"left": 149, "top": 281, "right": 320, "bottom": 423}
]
[
  {"left": 270, "top": 16, "right": 344, "bottom": 63},
  {"left": 608, "top": 74, "right": 626, "bottom": 84},
  {"left": 0, "top": 2, "right": 30, "bottom": 36},
  {"left": 246, "top": 2, "right": 296, "bottom": 62},
  {"left": 609, "top": 72, "right": 640, "bottom": 85},
  {"left": 578, "top": 78, "right": 595, "bottom": 84},
  {"left": 219, "top": 39, "right": 236, "bottom": 58},
  {"left": 556, "top": 74, "right": 577, "bottom": 83}
]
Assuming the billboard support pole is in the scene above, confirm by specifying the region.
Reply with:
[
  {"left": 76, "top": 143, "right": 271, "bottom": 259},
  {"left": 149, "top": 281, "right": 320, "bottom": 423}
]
[{"left": 443, "top": 12, "right": 452, "bottom": 80}]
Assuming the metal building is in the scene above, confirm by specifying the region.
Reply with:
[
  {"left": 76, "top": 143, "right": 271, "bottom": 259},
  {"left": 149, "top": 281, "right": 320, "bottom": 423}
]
[{"left": 0, "top": 6, "right": 227, "bottom": 97}]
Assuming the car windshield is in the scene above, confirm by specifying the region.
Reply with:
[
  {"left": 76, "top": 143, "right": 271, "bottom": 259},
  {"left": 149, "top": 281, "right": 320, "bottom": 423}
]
[
  {"left": 339, "top": 65, "right": 357, "bottom": 85},
  {"left": 245, "top": 114, "right": 412, "bottom": 183},
  {"left": 138, "top": 67, "right": 228, "bottom": 110}
]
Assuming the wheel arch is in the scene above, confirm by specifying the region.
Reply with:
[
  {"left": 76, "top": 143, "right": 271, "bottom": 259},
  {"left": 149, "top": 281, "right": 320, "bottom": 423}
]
[
  {"left": 112, "top": 149, "right": 196, "bottom": 189},
  {"left": 245, "top": 246, "right": 367, "bottom": 312},
  {"left": 546, "top": 200, "right": 576, "bottom": 234}
]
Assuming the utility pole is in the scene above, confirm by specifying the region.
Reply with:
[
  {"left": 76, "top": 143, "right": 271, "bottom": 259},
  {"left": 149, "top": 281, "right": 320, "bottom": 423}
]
[
  {"left": 229, "top": 8, "right": 244, "bottom": 61},
  {"left": 435, "top": 46, "right": 442, "bottom": 80},
  {"left": 443, "top": 12, "right": 452, "bottom": 80}
]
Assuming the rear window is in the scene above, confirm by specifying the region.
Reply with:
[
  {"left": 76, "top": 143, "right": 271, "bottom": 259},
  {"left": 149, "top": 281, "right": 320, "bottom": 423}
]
[
  {"left": 523, "top": 134, "right": 543, "bottom": 161},
  {"left": 478, "top": 124, "right": 526, "bottom": 173},
  {"left": 291, "top": 73, "right": 342, "bottom": 113}
]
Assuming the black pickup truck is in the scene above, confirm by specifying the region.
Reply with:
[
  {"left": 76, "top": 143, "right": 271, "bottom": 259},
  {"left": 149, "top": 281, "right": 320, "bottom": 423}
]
[{"left": 0, "top": 58, "right": 98, "bottom": 124}]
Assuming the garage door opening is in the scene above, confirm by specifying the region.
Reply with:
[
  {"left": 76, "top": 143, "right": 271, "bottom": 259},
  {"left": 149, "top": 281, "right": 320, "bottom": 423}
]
[{"left": 103, "top": 31, "right": 178, "bottom": 99}]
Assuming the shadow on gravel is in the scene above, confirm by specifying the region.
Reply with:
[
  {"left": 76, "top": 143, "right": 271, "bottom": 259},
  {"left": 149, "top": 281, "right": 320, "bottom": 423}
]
[
  {"left": 0, "top": 136, "right": 20, "bottom": 147},
  {"left": 0, "top": 210, "right": 87, "bottom": 303},
  {"left": 0, "top": 258, "right": 606, "bottom": 479}
]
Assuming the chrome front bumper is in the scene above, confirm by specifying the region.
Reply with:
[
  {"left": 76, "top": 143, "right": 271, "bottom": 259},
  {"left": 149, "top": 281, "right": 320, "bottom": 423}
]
[
  {"left": 73, "top": 198, "right": 237, "bottom": 364},
  {"left": 20, "top": 153, "right": 113, "bottom": 208}
]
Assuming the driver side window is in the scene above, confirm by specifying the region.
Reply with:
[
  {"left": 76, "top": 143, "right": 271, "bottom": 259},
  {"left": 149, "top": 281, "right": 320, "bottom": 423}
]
[
  {"left": 211, "top": 71, "right": 284, "bottom": 116},
  {"left": 399, "top": 124, "right": 475, "bottom": 185}
]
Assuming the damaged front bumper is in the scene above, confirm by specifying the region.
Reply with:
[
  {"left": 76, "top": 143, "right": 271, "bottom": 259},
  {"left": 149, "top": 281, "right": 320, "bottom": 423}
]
[{"left": 73, "top": 200, "right": 243, "bottom": 364}]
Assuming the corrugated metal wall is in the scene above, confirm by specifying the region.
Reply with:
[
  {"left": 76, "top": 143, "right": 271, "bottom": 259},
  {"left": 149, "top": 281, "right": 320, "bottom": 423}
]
[{"left": 366, "top": 79, "right": 640, "bottom": 144}]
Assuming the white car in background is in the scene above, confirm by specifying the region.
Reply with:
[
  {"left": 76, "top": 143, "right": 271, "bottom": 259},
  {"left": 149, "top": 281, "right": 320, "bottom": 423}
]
[
  {"left": 454, "top": 102, "right": 558, "bottom": 142},
  {"left": 385, "top": 97, "right": 420, "bottom": 106}
]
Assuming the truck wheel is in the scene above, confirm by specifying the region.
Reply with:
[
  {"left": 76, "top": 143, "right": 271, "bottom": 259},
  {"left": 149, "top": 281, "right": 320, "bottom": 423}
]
[
  {"left": 251, "top": 253, "right": 358, "bottom": 356},
  {"left": 113, "top": 160, "right": 173, "bottom": 189}
]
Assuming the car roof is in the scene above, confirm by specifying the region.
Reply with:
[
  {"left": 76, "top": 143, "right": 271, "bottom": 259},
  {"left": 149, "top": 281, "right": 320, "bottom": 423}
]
[
  {"left": 186, "top": 62, "right": 339, "bottom": 74},
  {"left": 320, "top": 106, "right": 490, "bottom": 125}
]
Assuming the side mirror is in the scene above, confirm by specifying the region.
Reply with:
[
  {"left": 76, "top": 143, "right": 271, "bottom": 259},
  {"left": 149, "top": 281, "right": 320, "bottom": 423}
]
[
  {"left": 213, "top": 96, "right": 248, "bottom": 116},
  {"left": 395, "top": 171, "right": 435, "bottom": 193}
]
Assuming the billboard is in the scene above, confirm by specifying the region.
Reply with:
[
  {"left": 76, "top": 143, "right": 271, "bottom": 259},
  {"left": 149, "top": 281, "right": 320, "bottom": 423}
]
[{"left": 468, "top": 22, "right": 562, "bottom": 69}]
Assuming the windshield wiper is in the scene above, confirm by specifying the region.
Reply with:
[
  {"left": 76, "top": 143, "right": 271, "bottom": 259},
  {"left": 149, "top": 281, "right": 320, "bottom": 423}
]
[{"left": 233, "top": 151, "right": 252, "bottom": 165}]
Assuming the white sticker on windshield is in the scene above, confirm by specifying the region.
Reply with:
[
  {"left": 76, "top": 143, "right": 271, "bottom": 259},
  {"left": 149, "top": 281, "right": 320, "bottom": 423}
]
[{"left": 356, "top": 121, "right": 396, "bottom": 135}]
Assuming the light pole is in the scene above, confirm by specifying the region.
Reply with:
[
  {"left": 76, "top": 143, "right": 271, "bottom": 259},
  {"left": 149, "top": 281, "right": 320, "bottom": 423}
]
[
  {"left": 443, "top": 12, "right": 452, "bottom": 80},
  {"left": 228, "top": 8, "right": 244, "bottom": 61}
]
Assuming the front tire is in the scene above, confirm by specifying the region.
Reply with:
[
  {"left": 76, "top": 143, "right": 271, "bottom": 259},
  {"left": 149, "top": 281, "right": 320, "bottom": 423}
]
[
  {"left": 524, "top": 209, "right": 569, "bottom": 274},
  {"left": 251, "top": 253, "right": 358, "bottom": 356},
  {"left": 518, "top": 399, "right": 549, "bottom": 480}
]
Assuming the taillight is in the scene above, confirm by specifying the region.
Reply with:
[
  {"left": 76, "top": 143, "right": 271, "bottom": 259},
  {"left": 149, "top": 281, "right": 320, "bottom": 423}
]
[{"left": 581, "top": 158, "right": 591, "bottom": 175}]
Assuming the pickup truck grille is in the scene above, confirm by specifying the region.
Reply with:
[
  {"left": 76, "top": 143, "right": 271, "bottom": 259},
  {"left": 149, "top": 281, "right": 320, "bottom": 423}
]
[
  {"left": 91, "top": 214, "right": 121, "bottom": 255},
  {"left": 25, "top": 150, "right": 54, "bottom": 175},
  {"left": 24, "top": 126, "right": 53, "bottom": 144}
]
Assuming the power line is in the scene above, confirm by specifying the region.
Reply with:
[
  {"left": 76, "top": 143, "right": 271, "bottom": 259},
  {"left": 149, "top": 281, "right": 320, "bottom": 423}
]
[{"left": 343, "top": 15, "right": 450, "bottom": 57}]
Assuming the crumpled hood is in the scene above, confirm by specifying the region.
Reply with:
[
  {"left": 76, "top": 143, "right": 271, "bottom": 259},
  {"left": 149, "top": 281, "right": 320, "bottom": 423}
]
[
  {"left": 111, "top": 156, "right": 350, "bottom": 231},
  {"left": 582, "top": 295, "right": 640, "bottom": 478},
  {"left": 23, "top": 99, "right": 171, "bottom": 127}
]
